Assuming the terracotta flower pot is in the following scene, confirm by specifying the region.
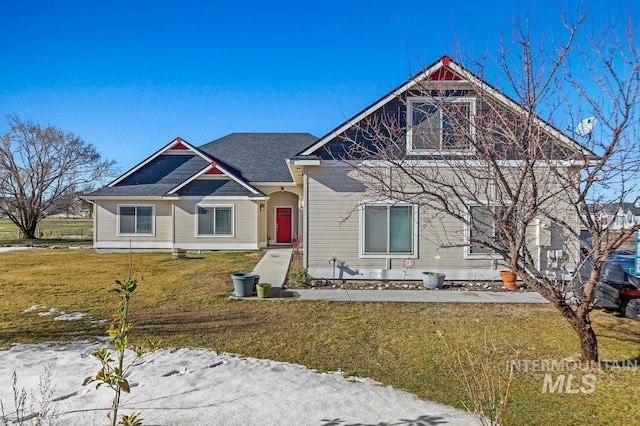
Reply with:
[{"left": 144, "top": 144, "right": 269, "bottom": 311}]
[{"left": 500, "top": 270, "right": 518, "bottom": 290}]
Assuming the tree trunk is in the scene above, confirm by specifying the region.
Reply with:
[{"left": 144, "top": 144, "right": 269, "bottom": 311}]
[
  {"left": 568, "top": 313, "right": 599, "bottom": 362},
  {"left": 21, "top": 221, "right": 39, "bottom": 239},
  {"left": 533, "top": 282, "right": 599, "bottom": 362}
]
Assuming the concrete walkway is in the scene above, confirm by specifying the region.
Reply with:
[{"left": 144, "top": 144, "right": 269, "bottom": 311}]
[
  {"left": 251, "top": 248, "right": 548, "bottom": 304},
  {"left": 251, "top": 248, "right": 294, "bottom": 294}
]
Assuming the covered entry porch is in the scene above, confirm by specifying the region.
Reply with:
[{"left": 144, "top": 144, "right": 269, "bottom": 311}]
[{"left": 257, "top": 187, "right": 302, "bottom": 247}]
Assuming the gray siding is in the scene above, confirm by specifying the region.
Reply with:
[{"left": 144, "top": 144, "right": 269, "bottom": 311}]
[
  {"left": 174, "top": 199, "right": 259, "bottom": 250},
  {"left": 94, "top": 201, "right": 173, "bottom": 249},
  {"left": 305, "top": 165, "right": 579, "bottom": 280}
]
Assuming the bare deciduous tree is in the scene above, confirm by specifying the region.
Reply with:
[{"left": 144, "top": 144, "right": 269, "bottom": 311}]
[
  {"left": 0, "top": 115, "right": 114, "bottom": 238},
  {"left": 335, "top": 9, "right": 639, "bottom": 361}
]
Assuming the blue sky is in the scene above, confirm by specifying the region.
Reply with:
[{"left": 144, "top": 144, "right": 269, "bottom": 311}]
[{"left": 0, "top": 0, "right": 635, "bottom": 173}]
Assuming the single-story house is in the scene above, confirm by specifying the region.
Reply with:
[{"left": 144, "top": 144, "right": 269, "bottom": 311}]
[{"left": 85, "top": 56, "right": 585, "bottom": 280}]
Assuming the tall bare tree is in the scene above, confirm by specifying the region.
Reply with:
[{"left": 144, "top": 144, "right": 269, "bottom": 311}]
[
  {"left": 0, "top": 115, "right": 114, "bottom": 238},
  {"left": 335, "top": 9, "right": 639, "bottom": 361}
]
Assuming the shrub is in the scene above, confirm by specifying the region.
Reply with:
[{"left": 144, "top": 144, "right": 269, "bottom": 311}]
[{"left": 288, "top": 266, "right": 312, "bottom": 287}]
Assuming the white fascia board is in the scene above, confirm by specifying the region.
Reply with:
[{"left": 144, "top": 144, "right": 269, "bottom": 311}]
[
  {"left": 108, "top": 138, "right": 213, "bottom": 187},
  {"left": 288, "top": 159, "right": 321, "bottom": 166},
  {"left": 285, "top": 159, "right": 299, "bottom": 182},
  {"left": 83, "top": 196, "right": 168, "bottom": 201},
  {"left": 286, "top": 158, "right": 320, "bottom": 183},
  {"left": 167, "top": 163, "right": 262, "bottom": 196},
  {"left": 249, "top": 181, "right": 298, "bottom": 187},
  {"left": 179, "top": 195, "right": 267, "bottom": 201},
  {"left": 352, "top": 158, "right": 588, "bottom": 169},
  {"left": 560, "top": 159, "right": 592, "bottom": 167}
]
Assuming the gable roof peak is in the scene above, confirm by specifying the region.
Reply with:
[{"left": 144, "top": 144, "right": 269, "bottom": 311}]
[{"left": 299, "top": 55, "right": 593, "bottom": 158}]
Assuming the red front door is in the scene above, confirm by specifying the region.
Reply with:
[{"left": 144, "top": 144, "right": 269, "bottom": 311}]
[{"left": 276, "top": 207, "right": 292, "bottom": 244}]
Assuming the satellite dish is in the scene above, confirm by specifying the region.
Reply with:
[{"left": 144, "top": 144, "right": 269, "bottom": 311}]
[{"left": 575, "top": 117, "right": 597, "bottom": 137}]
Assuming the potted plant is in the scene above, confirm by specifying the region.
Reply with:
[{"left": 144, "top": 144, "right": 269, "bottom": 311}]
[
  {"left": 422, "top": 271, "right": 445, "bottom": 289},
  {"left": 231, "top": 272, "right": 258, "bottom": 297},
  {"left": 500, "top": 270, "right": 518, "bottom": 290},
  {"left": 422, "top": 254, "right": 445, "bottom": 289},
  {"left": 257, "top": 283, "right": 271, "bottom": 298}
]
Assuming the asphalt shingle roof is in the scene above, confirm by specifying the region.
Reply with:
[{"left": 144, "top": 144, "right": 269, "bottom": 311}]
[
  {"left": 176, "top": 179, "right": 259, "bottom": 197},
  {"left": 86, "top": 133, "right": 318, "bottom": 198},
  {"left": 199, "top": 133, "right": 318, "bottom": 182},
  {"left": 119, "top": 155, "right": 209, "bottom": 186}
]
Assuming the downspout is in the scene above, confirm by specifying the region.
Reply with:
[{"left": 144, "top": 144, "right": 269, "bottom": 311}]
[
  {"left": 172, "top": 203, "right": 176, "bottom": 248},
  {"left": 304, "top": 172, "right": 309, "bottom": 269},
  {"left": 90, "top": 200, "right": 97, "bottom": 247}
]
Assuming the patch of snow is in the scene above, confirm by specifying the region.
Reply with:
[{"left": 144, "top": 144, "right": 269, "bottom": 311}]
[
  {"left": 23, "top": 305, "right": 40, "bottom": 313},
  {"left": 0, "top": 342, "right": 480, "bottom": 425},
  {"left": 53, "top": 312, "right": 87, "bottom": 321}
]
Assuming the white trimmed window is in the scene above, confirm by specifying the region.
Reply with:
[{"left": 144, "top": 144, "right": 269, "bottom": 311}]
[
  {"left": 118, "top": 205, "right": 154, "bottom": 235},
  {"left": 197, "top": 205, "right": 234, "bottom": 237},
  {"left": 466, "top": 205, "right": 504, "bottom": 258},
  {"left": 361, "top": 204, "right": 416, "bottom": 257},
  {"left": 407, "top": 97, "right": 475, "bottom": 152}
]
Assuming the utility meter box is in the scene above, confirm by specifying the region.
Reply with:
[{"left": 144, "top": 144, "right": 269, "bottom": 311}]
[{"left": 537, "top": 219, "right": 552, "bottom": 247}]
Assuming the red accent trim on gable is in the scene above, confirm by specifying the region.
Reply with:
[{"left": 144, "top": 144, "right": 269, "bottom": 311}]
[
  {"left": 206, "top": 166, "right": 224, "bottom": 175},
  {"left": 171, "top": 142, "right": 189, "bottom": 150},
  {"left": 441, "top": 56, "right": 450, "bottom": 66},
  {"left": 429, "top": 68, "right": 461, "bottom": 81}
]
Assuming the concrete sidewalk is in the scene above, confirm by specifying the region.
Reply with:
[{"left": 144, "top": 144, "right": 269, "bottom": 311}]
[
  {"left": 251, "top": 248, "right": 548, "bottom": 304},
  {"left": 292, "top": 288, "right": 548, "bottom": 304}
]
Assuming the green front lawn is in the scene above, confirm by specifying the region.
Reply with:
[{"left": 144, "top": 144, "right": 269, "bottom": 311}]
[{"left": 0, "top": 250, "right": 638, "bottom": 425}]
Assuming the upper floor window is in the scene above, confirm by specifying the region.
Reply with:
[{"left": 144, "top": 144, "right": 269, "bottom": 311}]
[
  {"left": 118, "top": 205, "right": 154, "bottom": 235},
  {"left": 407, "top": 97, "right": 475, "bottom": 153}
]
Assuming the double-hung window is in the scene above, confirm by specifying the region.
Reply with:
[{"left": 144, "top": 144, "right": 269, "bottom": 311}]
[
  {"left": 407, "top": 97, "right": 475, "bottom": 152},
  {"left": 362, "top": 204, "right": 416, "bottom": 256},
  {"left": 467, "top": 205, "right": 505, "bottom": 258},
  {"left": 197, "top": 205, "right": 233, "bottom": 236},
  {"left": 118, "top": 205, "right": 154, "bottom": 235}
]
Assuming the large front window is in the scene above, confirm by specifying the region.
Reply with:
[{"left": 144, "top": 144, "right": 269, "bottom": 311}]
[
  {"left": 407, "top": 97, "right": 475, "bottom": 152},
  {"left": 197, "top": 205, "right": 233, "bottom": 236},
  {"left": 119, "top": 205, "right": 153, "bottom": 235},
  {"left": 363, "top": 204, "right": 415, "bottom": 255}
]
